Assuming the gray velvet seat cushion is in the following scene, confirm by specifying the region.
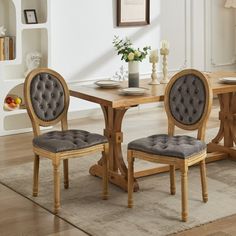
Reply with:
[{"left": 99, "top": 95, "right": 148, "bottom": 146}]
[
  {"left": 128, "top": 134, "right": 206, "bottom": 159},
  {"left": 33, "top": 130, "right": 107, "bottom": 153}
]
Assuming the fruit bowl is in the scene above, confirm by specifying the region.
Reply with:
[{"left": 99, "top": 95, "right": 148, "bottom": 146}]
[{"left": 3, "top": 94, "right": 22, "bottom": 111}]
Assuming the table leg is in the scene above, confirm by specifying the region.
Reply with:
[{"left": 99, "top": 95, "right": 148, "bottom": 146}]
[
  {"left": 207, "top": 93, "right": 236, "bottom": 160},
  {"left": 89, "top": 93, "right": 235, "bottom": 192},
  {"left": 89, "top": 106, "right": 139, "bottom": 192}
]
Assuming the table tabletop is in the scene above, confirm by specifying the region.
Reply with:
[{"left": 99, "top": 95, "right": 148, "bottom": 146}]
[{"left": 69, "top": 71, "right": 236, "bottom": 108}]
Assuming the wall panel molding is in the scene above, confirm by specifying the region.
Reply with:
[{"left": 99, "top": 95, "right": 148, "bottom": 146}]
[
  {"left": 205, "top": 0, "right": 236, "bottom": 70},
  {"left": 168, "top": 0, "right": 192, "bottom": 72}
]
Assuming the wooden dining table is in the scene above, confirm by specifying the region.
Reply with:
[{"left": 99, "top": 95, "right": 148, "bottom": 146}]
[{"left": 69, "top": 71, "right": 236, "bottom": 191}]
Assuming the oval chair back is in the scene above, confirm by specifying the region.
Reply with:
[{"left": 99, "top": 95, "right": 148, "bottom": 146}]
[
  {"left": 164, "top": 69, "right": 213, "bottom": 140},
  {"left": 24, "top": 68, "right": 70, "bottom": 136}
]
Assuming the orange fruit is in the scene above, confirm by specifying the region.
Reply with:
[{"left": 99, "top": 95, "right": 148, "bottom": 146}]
[{"left": 9, "top": 102, "right": 17, "bottom": 108}]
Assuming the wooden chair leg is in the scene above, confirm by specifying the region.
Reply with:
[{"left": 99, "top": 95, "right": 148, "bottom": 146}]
[
  {"left": 181, "top": 164, "right": 188, "bottom": 222},
  {"left": 170, "top": 165, "right": 176, "bottom": 195},
  {"left": 200, "top": 159, "right": 208, "bottom": 203},
  {"left": 53, "top": 160, "right": 61, "bottom": 214},
  {"left": 128, "top": 150, "right": 134, "bottom": 208},
  {"left": 102, "top": 143, "right": 109, "bottom": 200},
  {"left": 63, "top": 159, "right": 69, "bottom": 189},
  {"left": 33, "top": 154, "right": 40, "bottom": 197}
]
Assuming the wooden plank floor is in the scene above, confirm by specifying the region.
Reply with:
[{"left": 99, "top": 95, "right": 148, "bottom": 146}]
[
  {"left": 1, "top": 101, "right": 236, "bottom": 236},
  {"left": 0, "top": 184, "right": 87, "bottom": 236}
]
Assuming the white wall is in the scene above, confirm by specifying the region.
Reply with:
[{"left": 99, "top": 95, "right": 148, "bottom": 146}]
[
  {"left": 51, "top": 0, "right": 191, "bottom": 81},
  {"left": 50, "top": 0, "right": 236, "bottom": 111}
]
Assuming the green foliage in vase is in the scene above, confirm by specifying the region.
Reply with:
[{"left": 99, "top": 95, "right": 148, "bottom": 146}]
[{"left": 112, "top": 35, "right": 151, "bottom": 62}]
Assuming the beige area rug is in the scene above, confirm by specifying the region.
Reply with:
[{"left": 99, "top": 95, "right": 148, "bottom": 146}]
[{"left": 1, "top": 128, "right": 236, "bottom": 236}]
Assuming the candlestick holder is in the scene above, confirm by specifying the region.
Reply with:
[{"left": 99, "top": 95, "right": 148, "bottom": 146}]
[
  {"left": 160, "top": 48, "right": 169, "bottom": 84},
  {"left": 149, "top": 62, "right": 159, "bottom": 85}
]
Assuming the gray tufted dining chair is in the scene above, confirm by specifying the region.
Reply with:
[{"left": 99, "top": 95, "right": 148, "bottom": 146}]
[
  {"left": 127, "top": 69, "right": 213, "bottom": 222},
  {"left": 24, "top": 68, "right": 109, "bottom": 213}
]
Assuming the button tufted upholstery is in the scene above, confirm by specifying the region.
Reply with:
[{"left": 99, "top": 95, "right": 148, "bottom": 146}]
[
  {"left": 33, "top": 130, "right": 108, "bottom": 153},
  {"left": 127, "top": 69, "right": 211, "bottom": 222},
  {"left": 169, "top": 74, "right": 206, "bottom": 125},
  {"left": 128, "top": 134, "right": 206, "bottom": 158},
  {"left": 30, "top": 73, "right": 65, "bottom": 121},
  {"left": 24, "top": 68, "right": 109, "bottom": 213}
]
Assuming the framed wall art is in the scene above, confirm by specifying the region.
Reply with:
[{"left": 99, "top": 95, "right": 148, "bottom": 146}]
[
  {"left": 24, "top": 9, "right": 38, "bottom": 24},
  {"left": 117, "top": 0, "right": 150, "bottom": 27}
]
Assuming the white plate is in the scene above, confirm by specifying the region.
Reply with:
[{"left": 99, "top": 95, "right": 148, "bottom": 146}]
[
  {"left": 219, "top": 77, "right": 236, "bottom": 84},
  {"left": 95, "top": 80, "right": 120, "bottom": 88},
  {"left": 119, "top": 87, "right": 146, "bottom": 96}
]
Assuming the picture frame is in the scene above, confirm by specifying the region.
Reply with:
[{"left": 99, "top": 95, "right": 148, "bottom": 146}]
[
  {"left": 117, "top": 0, "right": 150, "bottom": 27},
  {"left": 24, "top": 9, "right": 38, "bottom": 24}
]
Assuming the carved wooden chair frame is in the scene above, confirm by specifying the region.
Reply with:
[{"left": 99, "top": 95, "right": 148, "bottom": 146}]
[
  {"left": 127, "top": 69, "right": 213, "bottom": 222},
  {"left": 24, "top": 68, "right": 109, "bottom": 213}
]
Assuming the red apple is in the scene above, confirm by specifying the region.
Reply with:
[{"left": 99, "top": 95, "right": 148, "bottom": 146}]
[{"left": 5, "top": 96, "right": 14, "bottom": 104}]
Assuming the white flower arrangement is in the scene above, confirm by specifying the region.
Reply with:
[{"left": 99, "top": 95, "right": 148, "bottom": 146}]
[{"left": 112, "top": 35, "right": 151, "bottom": 62}]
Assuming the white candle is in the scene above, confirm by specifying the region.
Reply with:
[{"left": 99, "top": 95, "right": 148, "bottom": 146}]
[
  {"left": 161, "top": 40, "right": 169, "bottom": 50},
  {"left": 149, "top": 49, "right": 158, "bottom": 63},
  {"left": 150, "top": 49, "right": 158, "bottom": 57}
]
